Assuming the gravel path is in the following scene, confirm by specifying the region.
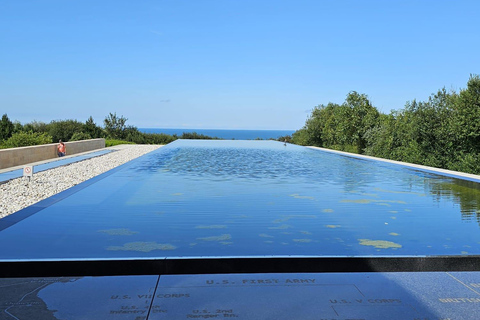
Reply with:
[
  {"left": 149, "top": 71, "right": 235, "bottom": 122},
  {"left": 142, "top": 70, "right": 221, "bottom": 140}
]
[{"left": 0, "top": 144, "right": 162, "bottom": 219}]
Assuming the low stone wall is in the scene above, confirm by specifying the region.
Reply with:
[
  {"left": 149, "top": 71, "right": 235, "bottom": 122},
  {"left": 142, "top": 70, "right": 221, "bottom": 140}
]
[{"left": 0, "top": 138, "right": 105, "bottom": 170}]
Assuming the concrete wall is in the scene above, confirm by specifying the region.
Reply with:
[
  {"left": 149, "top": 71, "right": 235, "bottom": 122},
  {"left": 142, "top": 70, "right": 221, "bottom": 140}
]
[{"left": 0, "top": 138, "right": 105, "bottom": 170}]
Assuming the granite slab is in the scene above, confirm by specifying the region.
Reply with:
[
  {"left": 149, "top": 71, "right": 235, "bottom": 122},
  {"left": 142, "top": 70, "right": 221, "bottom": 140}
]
[
  {"left": 0, "top": 275, "right": 158, "bottom": 320},
  {"left": 2, "top": 272, "right": 479, "bottom": 319},
  {"left": 151, "top": 272, "right": 480, "bottom": 319}
]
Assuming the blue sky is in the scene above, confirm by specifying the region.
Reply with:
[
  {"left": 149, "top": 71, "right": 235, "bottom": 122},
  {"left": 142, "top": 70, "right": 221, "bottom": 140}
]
[{"left": 1, "top": 0, "right": 479, "bottom": 130}]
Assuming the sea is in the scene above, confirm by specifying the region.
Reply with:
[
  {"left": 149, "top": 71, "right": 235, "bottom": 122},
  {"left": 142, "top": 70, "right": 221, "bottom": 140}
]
[{"left": 139, "top": 128, "right": 295, "bottom": 140}]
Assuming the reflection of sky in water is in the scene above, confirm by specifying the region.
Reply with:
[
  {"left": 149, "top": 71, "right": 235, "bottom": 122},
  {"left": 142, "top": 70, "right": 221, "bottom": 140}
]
[{"left": 1, "top": 139, "right": 480, "bottom": 260}]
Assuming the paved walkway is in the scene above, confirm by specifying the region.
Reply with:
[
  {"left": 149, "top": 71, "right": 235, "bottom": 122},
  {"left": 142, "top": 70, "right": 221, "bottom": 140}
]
[{"left": 0, "top": 147, "right": 118, "bottom": 184}]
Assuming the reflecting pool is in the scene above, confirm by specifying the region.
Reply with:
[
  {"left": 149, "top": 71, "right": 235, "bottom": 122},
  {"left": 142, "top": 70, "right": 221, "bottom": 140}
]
[{"left": 1, "top": 139, "right": 480, "bottom": 260}]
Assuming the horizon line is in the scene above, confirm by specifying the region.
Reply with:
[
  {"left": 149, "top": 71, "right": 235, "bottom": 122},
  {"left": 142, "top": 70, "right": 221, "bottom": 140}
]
[{"left": 138, "top": 127, "right": 297, "bottom": 131}]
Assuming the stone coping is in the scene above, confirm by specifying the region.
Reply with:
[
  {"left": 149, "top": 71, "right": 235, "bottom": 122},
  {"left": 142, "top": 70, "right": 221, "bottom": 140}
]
[{"left": 0, "top": 138, "right": 105, "bottom": 170}]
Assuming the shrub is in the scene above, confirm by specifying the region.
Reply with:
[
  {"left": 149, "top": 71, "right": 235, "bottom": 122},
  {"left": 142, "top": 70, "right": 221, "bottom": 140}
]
[
  {"left": 277, "top": 135, "right": 292, "bottom": 143},
  {"left": 70, "top": 132, "right": 92, "bottom": 141},
  {"left": 1, "top": 131, "right": 53, "bottom": 148},
  {"left": 143, "top": 133, "right": 177, "bottom": 144},
  {"left": 105, "top": 139, "right": 136, "bottom": 147},
  {"left": 179, "top": 132, "right": 218, "bottom": 139}
]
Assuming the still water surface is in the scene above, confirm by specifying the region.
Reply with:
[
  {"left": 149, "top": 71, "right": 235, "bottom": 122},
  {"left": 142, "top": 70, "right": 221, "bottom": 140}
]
[{"left": 1, "top": 140, "right": 480, "bottom": 260}]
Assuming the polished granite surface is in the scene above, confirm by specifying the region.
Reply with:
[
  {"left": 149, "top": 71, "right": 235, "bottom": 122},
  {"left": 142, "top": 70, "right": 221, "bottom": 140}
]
[{"left": 1, "top": 272, "right": 479, "bottom": 319}]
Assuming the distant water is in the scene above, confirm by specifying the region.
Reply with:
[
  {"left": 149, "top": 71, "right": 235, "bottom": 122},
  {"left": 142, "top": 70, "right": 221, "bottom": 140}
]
[{"left": 139, "top": 128, "right": 295, "bottom": 140}]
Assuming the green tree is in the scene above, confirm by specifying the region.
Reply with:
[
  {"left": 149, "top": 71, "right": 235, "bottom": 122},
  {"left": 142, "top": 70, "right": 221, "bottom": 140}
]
[
  {"left": 301, "top": 103, "right": 339, "bottom": 147},
  {"left": 291, "top": 128, "right": 309, "bottom": 145},
  {"left": 329, "top": 103, "right": 353, "bottom": 150},
  {"left": 297, "top": 92, "right": 380, "bottom": 153},
  {"left": 389, "top": 106, "right": 423, "bottom": 163},
  {"left": 84, "top": 116, "right": 104, "bottom": 138},
  {"left": 345, "top": 91, "right": 379, "bottom": 152},
  {"left": 123, "top": 125, "right": 144, "bottom": 143},
  {"left": 364, "top": 113, "right": 396, "bottom": 159},
  {"left": 12, "top": 121, "right": 23, "bottom": 133},
  {"left": 451, "top": 75, "right": 480, "bottom": 154},
  {"left": 46, "top": 119, "right": 85, "bottom": 142},
  {"left": 0, "top": 114, "right": 14, "bottom": 141},
  {"left": 408, "top": 89, "right": 456, "bottom": 168},
  {"left": 104, "top": 112, "right": 128, "bottom": 139},
  {"left": 365, "top": 87, "right": 460, "bottom": 168},
  {"left": 294, "top": 75, "right": 480, "bottom": 174},
  {"left": 23, "top": 120, "right": 48, "bottom": 133}
]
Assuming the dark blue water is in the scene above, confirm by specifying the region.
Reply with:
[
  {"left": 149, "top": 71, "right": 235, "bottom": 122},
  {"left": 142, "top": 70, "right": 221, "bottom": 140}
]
[
  {"left": 1, "top": 139, "right": 480, "bottom": 260},
  {"left": 139, "top": 128, "right": 294, "bottom": 140}
]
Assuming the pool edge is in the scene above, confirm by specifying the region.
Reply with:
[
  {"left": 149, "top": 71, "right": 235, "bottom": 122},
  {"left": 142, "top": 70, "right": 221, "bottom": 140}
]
[{"left": 307, "top": 146, "right": 480, "bottom": 183}]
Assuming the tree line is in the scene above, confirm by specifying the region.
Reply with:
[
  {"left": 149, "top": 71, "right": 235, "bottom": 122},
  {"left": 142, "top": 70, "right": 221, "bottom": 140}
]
[
  {"left": 3, "top": 74, "right": 479, "bottom": 175},
  {"left": 291, "top": 74, "right": 480, "bottom": 175},
  {"left": 0, "top": 112, "right": 218, "bottom": 149}
]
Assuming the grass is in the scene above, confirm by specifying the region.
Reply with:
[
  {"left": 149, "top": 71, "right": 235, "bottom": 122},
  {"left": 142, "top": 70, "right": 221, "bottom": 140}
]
[{"left": 105, "top": 139, "right": 136, "bottom": 147}]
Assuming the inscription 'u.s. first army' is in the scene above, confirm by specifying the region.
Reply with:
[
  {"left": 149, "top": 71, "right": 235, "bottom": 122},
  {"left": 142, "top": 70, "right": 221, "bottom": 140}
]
[{"left": 205, "top": 278, "right": 316, "bottom": 285}]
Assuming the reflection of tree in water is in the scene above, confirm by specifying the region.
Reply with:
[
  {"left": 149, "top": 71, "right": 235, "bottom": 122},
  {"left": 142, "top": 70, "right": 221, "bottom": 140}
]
[
  {"left": 131, "top": 142, "right": 480, "bottom": 226},
  {"left": 338, "top": 160, "right": 480, "bottom": 225},
  {"left": 425, "top": 178, "right": 480, "bottom": 223}
]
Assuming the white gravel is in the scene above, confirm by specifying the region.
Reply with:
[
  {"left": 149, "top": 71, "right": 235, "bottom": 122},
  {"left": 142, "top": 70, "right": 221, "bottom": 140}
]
[{"left": 0, "top": 144, "right": 162, "bottom": 219}]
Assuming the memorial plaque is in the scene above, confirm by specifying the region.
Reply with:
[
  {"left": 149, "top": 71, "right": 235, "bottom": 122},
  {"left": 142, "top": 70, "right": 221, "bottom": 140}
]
[
  {"left": 150, "top": 272, "right": 480, "bottom": 319},
  {"left": 0, "top": 275, "right": 158, "bottom": 319}
]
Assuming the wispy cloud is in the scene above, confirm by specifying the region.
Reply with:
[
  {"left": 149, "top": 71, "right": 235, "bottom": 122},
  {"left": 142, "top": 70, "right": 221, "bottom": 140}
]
[
  {"left": 159, "top": 99, "right": 170, "bottom": 103},
  {"left": 150, "top": 30, "right": 163, "bottom": 36}
]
